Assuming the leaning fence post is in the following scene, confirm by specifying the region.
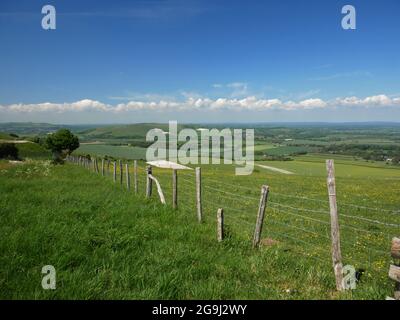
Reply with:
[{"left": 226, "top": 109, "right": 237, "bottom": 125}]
[
  {"left": 217, "top": 208, "right": 224, "bottom": 242},
  {"left": 149, "top": 174, "right": 166, "bottom": 204},
  {"left": 126, "top": 163, "right": 130, "bottom": 191},
  {"left": 326, "top": 159, "right": 344, "bottom": 291},
  {"left": 172, "top": 169, "right": 178, "bottom": 209},
  {"left": 113, "top": 161, "right": 117, "bottom": 182},
  {"left": 134, "top": 160, "right": 138, "bottom": 194},
  {"left": 146, "top": 166, "right": 152, "bottom": 198},
  {"left": 95, "top": 158, "right": 99, "bottom": 174},
  {"left": 253, "top": 185, "right": 269, "bottom": 248},
  {"left": 119, "top": 160, "right": 123, "bottom": 185},
  {"left": 195, "top": 167, "right": 202, "bottom": 223},
  {"left": 101, "top": 159, "right": 105, "bottom": 176}
]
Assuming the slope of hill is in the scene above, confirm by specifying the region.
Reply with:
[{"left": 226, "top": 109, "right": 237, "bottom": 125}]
[
  {"left": 80, "top": 123, "right": 187, "bottom": 139},
  {"left": 0, "top": 160, "right": 397, "bottom": 299}
]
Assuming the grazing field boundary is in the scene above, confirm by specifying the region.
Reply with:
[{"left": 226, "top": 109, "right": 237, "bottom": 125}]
[{"left": 67, "top": 155, "right": 399, "bottom": 293}]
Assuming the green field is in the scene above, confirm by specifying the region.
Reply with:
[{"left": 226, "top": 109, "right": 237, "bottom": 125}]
[
  {"left": 1, "top": 155, "right": 399, "bottom": 299},
  {"left": 73, "top": 144, "right": 147, "bottom": 160}
]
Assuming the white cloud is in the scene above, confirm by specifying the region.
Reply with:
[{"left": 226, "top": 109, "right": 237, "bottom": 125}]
[
  {"left": 211, "top": 82, "right": 249, "bottom": 98},
  {"left": 334, "top": 94, "right": 400, "bottom": 108},
  {"left": 1, "top": 94, "right": 399, "bottom": 115}
]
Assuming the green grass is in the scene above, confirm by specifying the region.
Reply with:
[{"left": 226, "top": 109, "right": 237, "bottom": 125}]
[
  {"left": 0, "top": 132, "right": 16, "bottom": 140},
  {"left": 73, "top": 144, "right": 147, "bottom": 160},
  {"left": 16, "top": 142, "right": 51, "bottom": 160},
  {"left": 0, "top": 159, "right": 398, "bottom": 299}
]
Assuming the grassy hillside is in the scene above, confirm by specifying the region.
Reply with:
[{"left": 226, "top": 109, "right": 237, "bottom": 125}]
[
  {"left": 16, "top": 142, "right": 51, "bottom": 160},
  {"left": 80, "top": 123, "right": 187, "bottom": 139},
  {"left": 1, "top": 159, "right": 398, "bottom": 299},
  {"left": 0, "top": 132, "right": 16, "bottom": 140},
  {"left": 73, "top": 144, "right": 147, "bottom": 160}
]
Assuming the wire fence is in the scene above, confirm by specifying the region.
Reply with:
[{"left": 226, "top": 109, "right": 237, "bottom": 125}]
[{"left": 67, "top": 155, "right": 399, "bottom": 288}]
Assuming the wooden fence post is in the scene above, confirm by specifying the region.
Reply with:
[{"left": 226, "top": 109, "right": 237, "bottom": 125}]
[
  {"left": 146, "top": 166, "right": 152, "bottom": 198},
  {"left": 172, "top": 169, "right": 178, "bottom": 209},
  {"left": 113, "top": 161, "right": 117, "bottom": 182},
  {"left": 107, "top": 159, "right": 110, "bottom": 176},
  {"left": 253, "top": 185, "right": 269, "bottom": 248},
  {"left": 119, "top": 160, "right": 123, "bottom": 185},
  {"left": 95, "top": 158, "right": 99, "bottom": 174},
  {"left": 148, "top": 174, "right": 166, "bottom": 205},
  {"left": 134, "top": 160, "right": 138, "bottom": 194},
  {"left": 217, "top": 208, "right": 224, "bottom": 242},
  {"left": 126, "top": 163, "right": 130, "bottom": 191},
  {"left": 326, "top": 159, "right": 344, "bottom": 291},
  {"left": 101, "top": 159, "right": 105, "bottom": 176},
  {"left": 195, "top": 167, "right": 202, "bottom": 223}
]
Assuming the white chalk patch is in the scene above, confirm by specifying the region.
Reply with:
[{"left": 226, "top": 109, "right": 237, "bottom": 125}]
[
  {"left": 257, "top": 164, "right": 294, "bottom": 175},
  {"left": 146, "top": 160, "right": 192, "bottom": 170},
  {"left": 1, "top": 140, "right": 31, "bottom": 144}
]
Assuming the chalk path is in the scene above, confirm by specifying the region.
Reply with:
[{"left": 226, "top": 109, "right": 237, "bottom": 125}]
[{"left": 256, "top": 164, "right": 294, "bottom": 175}]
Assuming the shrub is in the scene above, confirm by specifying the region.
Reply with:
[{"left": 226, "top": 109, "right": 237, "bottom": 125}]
[
  {"left": 0, "top": 143, "right": 19, "bottom": 160},
  {"left": 45, "top": 129, "right": 79, "bottom": 164}
]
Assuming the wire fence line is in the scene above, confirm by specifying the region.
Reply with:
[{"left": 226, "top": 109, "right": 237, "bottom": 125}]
[
  {"left": 180, "top": 167, "right": 397, "bottom": 278},
  {"left": 174, "top": 167, "right": 397, "bottom": 276},
  {"left": 66, "top": 155, "right": 399, "bottom": 289}
]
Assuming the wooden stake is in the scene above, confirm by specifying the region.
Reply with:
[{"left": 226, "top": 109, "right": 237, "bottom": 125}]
[
  {"left": 134, "top": 160, "right": 138, "bottom": 194},
  {"left": 172, "top": 169, "right": 178, "bottom": 209},
  {"left": 95, "top": 158, "right": 99, "bottom": 174},
  {"left": 113, "top": 161, "right": 117, "bottom": 182},
  {"left": 217, "top": 208, "right": 224, "bottom": 242},
  {"left": 253, "top": 185, "right": 269, "bottom": 248},
  {"left": 101, "top": 159, "right": 105, "bottom": 176},
  {"left": 146, "top": 166, "right": 152, "bottom": 198},
  {"left": 107, "top": 159, "right": 110, "bottom": 176},
  {"left": 119, "top": 160, "right": 123, "bottom": 185},
  {"left": 149, "top": 174, "right": 166, "bottom": 204},
  {"left": 125, "top": 163, "right": 130, "bottom": 191},
  {"left": 326, "top": 159, "right": 344, "bottom": 291},
  {"left": 195, "top": 167, "right": 202, "bottom": 223}
]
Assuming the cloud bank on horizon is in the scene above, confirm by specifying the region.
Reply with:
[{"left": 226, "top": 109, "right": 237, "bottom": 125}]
[{"left": 1, "top": 94, "right": 399, "bottom": 115}]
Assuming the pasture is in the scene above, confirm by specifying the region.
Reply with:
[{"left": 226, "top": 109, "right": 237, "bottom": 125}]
[{"left": 1, "top": 155, "right": 398, "bottom": 299}]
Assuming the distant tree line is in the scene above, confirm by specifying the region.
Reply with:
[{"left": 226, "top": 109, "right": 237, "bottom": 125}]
[{"left": 321, "top": 144, "right": 400, "bottom": 164}]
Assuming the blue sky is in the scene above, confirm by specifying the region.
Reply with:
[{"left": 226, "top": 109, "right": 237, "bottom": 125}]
[{"left": 0, "top": 0, "right": 400, "bottom": 123}]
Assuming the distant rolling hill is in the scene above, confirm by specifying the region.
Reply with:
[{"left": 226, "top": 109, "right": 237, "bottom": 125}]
[{"left": 80, "top": 123, "right": 188, "bottom": 139}]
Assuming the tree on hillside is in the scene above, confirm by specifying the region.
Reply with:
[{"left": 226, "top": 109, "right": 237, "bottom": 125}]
[{"left": 45, "top": 129, "right": 79, "bottom": 163}]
